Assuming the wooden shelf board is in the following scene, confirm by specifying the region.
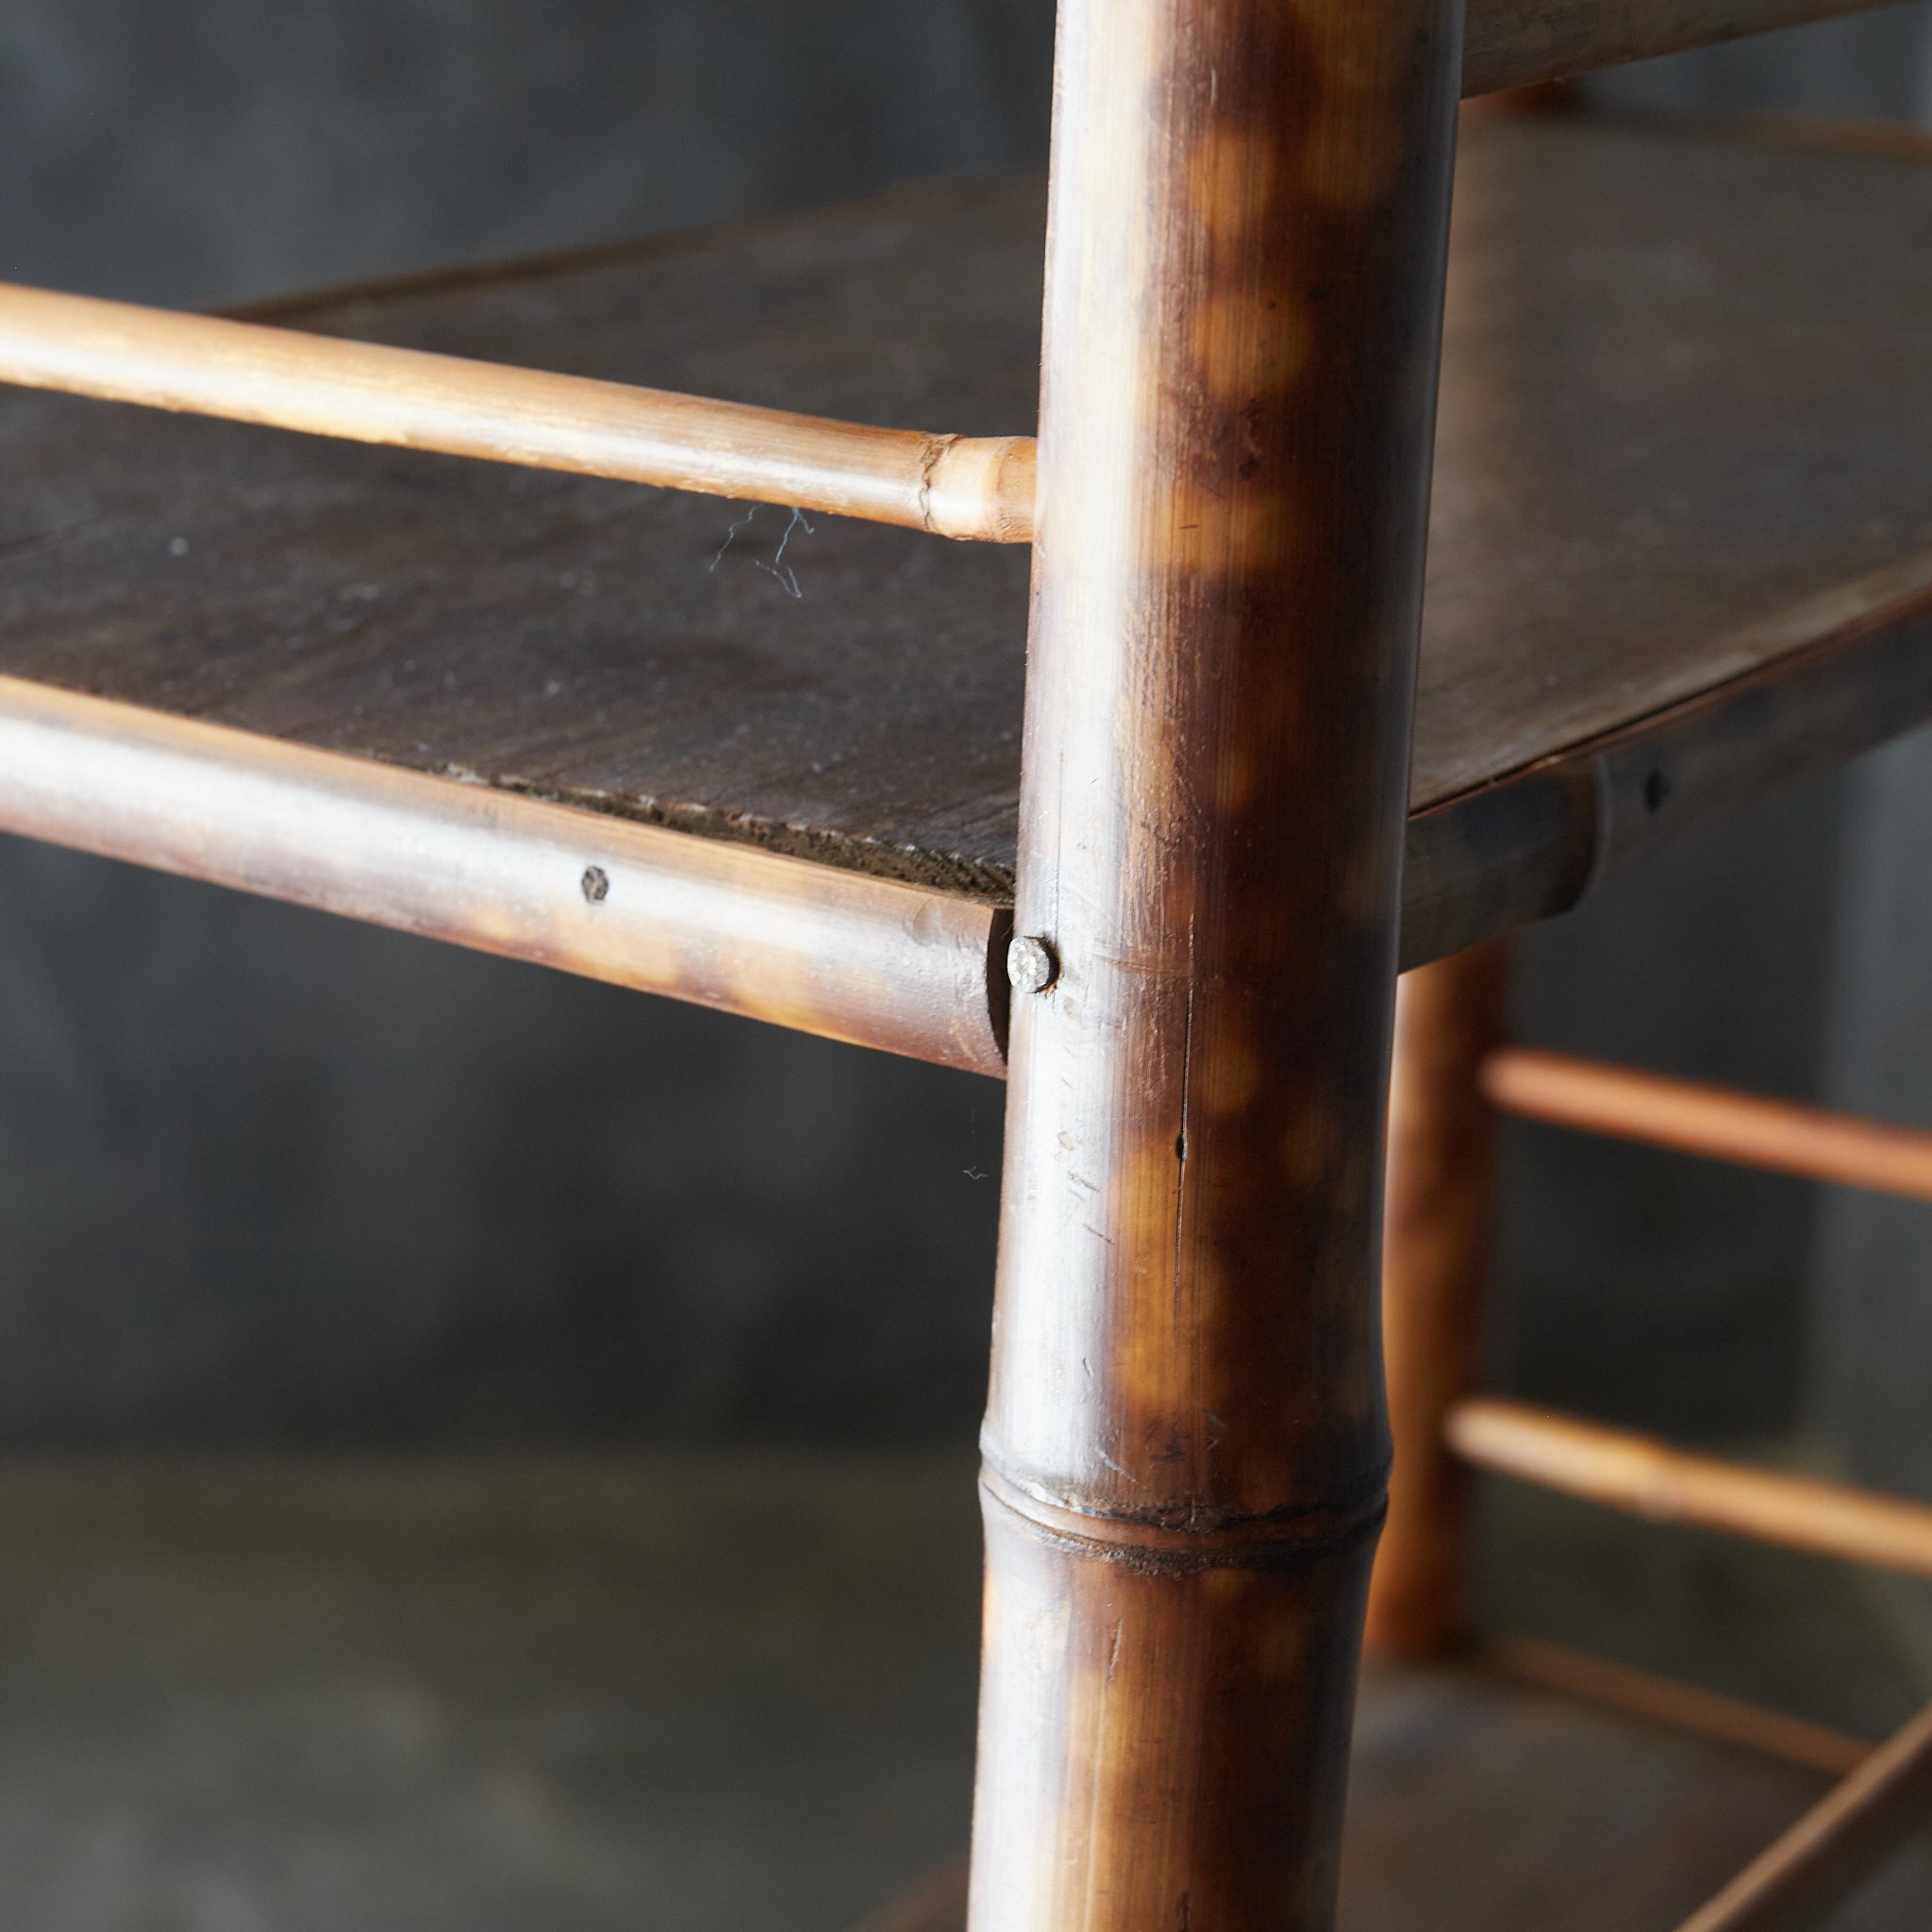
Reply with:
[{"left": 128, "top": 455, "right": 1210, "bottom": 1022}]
[{"left": 2, "top": 111, "right": 1928, "bottom": 1032}]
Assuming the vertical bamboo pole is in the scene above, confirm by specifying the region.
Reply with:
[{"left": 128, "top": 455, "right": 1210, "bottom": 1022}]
[
  {"left": 970, "top": 1, "right": 1465, "bottom": 1924},
  {"left": 1367, "top": 941, "right": 1511, "bottom": 1657}
]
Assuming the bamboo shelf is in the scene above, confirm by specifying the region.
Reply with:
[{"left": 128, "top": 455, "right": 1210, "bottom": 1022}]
[
  {"left": 2, "top": 111, "right": 1930, "bottom": 1074},
  {"left": 7, "top": 0, "right": 1929, "bottom": 1920}
]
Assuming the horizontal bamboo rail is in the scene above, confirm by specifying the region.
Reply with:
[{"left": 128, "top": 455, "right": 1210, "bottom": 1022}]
[
  {"left": 1675, "top": 1697, "right": 1932, "bottom": 1932},
  {"left": 1483, "top": 1636, "right": 1871, "bottom": 1776},
  {"left": 0, "top": 282, "right": 1036, "bottom": 544},
  {"left": 0, "top": 675, "right": 1009, "bottom": 1078},
  {"left": 1462, "top": 0, "right": 1895, "bottom": 95},
  {"left": 1448, "top": 1399, "right": 1932, "bottom": 1578},
  {"left": 1485, "top": 1047, "right": 1932, "bottom": 1201}
]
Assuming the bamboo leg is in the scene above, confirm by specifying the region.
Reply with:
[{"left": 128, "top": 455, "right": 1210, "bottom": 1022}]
[
  {"left": 968, "top": 1, "right": 1463, "bottom": 1924},
  {"left": 1367, "top": 941, "right": 1511, "bottom": 1657},
  {"left": 0, "top": 282, "right": 1037, "bottom": 542}
]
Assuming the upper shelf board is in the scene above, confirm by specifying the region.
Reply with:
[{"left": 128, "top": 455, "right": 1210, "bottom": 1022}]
[{"left": 1, "top": 110, "right": 1929, "bottom": 1001}]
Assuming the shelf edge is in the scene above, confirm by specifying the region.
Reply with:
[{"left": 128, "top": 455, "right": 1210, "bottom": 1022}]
[{"left": 0, "top": 675, "right": 1011, "bottom": 1079}]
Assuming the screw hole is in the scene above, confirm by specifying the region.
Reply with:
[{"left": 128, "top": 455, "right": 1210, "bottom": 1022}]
[{"left": 581, "top": 866, "right": 610, "bottom": 904}]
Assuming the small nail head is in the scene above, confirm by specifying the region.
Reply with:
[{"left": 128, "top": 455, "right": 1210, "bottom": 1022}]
[
  {"left": 1008, "top": 935, "right": 1058, "bottom": 995},
  {"left": 581, "top": 865, "right": 610, "bottom": 905}
]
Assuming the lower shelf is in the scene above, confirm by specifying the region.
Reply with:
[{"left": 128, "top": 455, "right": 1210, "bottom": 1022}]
[{"left": 864, "top": 1655, "right": 1932, "bottom": 1932}]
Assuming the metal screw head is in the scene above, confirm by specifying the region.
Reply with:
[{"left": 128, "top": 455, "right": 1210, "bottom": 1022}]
[
  {"left": 581, "top": 866, "right": 611, "bottom": 905},
  {"left": 1008, "top": 935, "right": 1058, "bottom": 995}
]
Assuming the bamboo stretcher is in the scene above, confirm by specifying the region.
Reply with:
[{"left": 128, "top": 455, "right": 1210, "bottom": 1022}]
[
  {"left": 1448, "top": 1398, "right": 1932, "bottom": 1578},
  {"left": 1486, "top": 1046, "right": 1932, "bottom": 1200}
]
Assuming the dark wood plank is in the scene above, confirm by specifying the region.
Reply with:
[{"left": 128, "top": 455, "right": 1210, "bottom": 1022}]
[
  {"left": 1, "top": 114, "right": 1929, "bottom": 958},
  {"left": 1422, "top": 113, "right": 1932, "bottom": 811},
  {"left": 0, "top": 175, "right": 1043, "bottom": 899}
]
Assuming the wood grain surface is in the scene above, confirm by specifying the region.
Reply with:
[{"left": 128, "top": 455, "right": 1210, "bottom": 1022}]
[
  {"left": 0, "top": 174, "right": 1043, "bottom": 901},
  {"left": 1, "top": 116, "right": 1929, "bottom": 969},
  {"left": 1481, "top": 1636, "right": 1873, "bottom": 1777},
  {"left": 1486, "top": 1045, "right": 1932, "bottom": 1200}
]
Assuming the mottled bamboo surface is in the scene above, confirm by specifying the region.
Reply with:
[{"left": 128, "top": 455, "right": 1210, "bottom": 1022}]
[{"left": 1, "top": 114, "right": 1928, "bottom": 901}]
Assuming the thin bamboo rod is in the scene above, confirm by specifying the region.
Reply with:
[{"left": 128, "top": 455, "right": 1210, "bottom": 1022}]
[
  {"left": 1674, "top": 1697, "right": 1932, "bottom": 1932},
  {"left": 1486, "top": 1046, "right": 1932, "bottom": 1201},
  {"left": 1449, "top": 1399, "right": 1932, "bottom": 1579},
  {"left": 0, "top": 281, "right": 1036, "bottom": 543},
  {"left": 1460, "top": 0, "right": 1892, "bottom": 96},
  {"left": 1482, "top": 1635, "right": 1872, "bottom": 1777}
]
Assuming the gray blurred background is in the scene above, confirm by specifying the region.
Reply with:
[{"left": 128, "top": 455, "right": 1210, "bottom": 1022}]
[{"left": 4, "top": 3, "right": 1932, "bottom": 1925}]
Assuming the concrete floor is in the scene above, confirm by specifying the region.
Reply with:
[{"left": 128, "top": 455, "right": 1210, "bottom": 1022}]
[
  {"left": 0, "top": 1450, "right": 1926, "bottom": 1930},
  {"left": 0, "top": 1457, "right": 983, "bottom": 1932}
]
